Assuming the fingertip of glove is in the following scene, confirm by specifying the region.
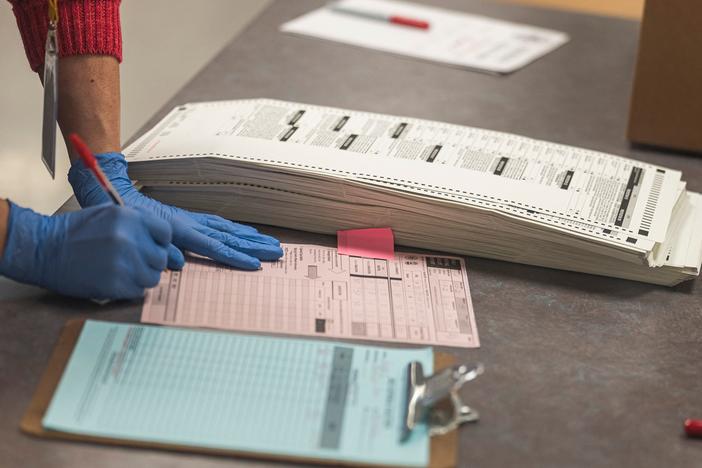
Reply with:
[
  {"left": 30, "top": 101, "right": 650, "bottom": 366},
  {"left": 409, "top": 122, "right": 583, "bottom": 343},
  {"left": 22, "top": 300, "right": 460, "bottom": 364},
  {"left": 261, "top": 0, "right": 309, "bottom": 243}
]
[
  {"left": 251, "top": 245, "right": 284, "bottom": 261},
  {"left": 167, "top": 245, "right": 186, "bottom": 270},
  {"left": 241, "top": 257, "right": 261, "bottom": 270}
]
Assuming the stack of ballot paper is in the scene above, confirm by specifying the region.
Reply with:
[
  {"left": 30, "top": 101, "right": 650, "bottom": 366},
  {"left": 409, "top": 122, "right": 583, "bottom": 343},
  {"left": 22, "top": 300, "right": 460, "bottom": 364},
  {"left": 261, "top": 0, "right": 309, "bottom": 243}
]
[{"left": 125, "top": 99, "right": 702, "bottom": 286}]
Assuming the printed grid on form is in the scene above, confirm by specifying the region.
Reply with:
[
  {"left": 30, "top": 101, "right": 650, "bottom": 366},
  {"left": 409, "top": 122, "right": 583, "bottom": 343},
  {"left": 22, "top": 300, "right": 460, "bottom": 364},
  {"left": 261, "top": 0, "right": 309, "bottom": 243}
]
[
  {"left": 142, "top": 244, "right": 479, "bottom": 347},
  {"left": 42, "top": 321, "right": 432, "bottom": 466}
]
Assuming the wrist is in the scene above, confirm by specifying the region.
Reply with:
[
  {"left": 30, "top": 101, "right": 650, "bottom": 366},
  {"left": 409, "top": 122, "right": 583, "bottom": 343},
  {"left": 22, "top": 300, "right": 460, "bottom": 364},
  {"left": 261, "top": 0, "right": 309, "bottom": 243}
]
[
  {"left": 0, "top": 202, "right": 54, "bottom": 286},
  {"left": 68, "top": 152, "right": 133, "bottom": 207}
]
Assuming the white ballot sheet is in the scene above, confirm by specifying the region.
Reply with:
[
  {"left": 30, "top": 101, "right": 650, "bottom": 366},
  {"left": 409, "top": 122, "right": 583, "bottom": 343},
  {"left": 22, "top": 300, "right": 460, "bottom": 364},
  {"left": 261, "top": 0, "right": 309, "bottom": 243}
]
[
  {"left": 142, "top": 244, "right": 479, "bottom": 348},
  {"left": 281, "top": 0, "right": 569, "bottom": 74}
]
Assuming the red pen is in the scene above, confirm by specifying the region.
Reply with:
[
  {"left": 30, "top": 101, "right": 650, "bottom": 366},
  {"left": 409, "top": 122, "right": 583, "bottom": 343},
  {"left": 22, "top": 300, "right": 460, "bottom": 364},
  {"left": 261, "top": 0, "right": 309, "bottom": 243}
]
[
  {"left": 684, "top": 419, "right": 702, "bottom": 438},
  {"left": 330, "top": 4, "right": 430, "bottom": 30},
  {"left": 68, "top": 133, "right": 125, "bottom": 206}
]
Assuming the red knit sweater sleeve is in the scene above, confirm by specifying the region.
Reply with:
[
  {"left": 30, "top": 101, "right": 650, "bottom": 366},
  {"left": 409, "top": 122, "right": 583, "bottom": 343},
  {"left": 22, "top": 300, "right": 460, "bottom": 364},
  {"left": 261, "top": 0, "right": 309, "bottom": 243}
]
[{"left": 9, "top": 0, "right": 122, "bottom": 72}]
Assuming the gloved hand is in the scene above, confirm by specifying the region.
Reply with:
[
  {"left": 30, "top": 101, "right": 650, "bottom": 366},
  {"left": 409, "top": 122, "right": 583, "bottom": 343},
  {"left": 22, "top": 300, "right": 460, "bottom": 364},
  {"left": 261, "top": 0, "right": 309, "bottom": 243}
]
[
  {"left": 68, "top": 152, "right": 283, "bottom": 270},
  {"left": 0, "top": 201, "right": 171, "bottom": 300}
]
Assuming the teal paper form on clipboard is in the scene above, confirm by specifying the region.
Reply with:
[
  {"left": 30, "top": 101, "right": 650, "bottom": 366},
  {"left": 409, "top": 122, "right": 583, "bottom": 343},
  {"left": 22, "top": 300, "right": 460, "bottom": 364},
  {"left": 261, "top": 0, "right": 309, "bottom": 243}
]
[{"left": 41, "top": 320, "right": 433, "bottom": 467}]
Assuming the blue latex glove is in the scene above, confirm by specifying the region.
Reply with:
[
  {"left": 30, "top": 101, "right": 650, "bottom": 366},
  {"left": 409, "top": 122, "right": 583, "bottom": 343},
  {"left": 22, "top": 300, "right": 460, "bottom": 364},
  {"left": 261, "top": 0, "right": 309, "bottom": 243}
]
[
  {"left": 68, "top": 152, "right": 283, "bottom": 270},
  {"left": 0, "top": 201, "right": 171, "bottom": 300}
]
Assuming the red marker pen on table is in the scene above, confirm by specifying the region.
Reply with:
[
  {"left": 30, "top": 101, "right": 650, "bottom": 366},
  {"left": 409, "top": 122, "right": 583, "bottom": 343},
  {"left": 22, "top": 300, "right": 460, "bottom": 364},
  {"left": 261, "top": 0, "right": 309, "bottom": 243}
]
[
  {"left": 329, "top": 4, "right": 430, "bottom": 30},
  {"left": 684, "top": 419, "right": 702, "bottom": 438},
  {"left": 68, "top": 133, "right": 124, "bottom": 206}
]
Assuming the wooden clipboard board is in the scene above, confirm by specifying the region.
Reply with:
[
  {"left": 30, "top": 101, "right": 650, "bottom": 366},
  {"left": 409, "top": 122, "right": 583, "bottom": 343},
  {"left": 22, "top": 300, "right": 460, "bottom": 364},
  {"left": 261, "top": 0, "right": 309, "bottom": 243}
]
[{"left": 21, "top": 319, "right": 458, "bottom": 468}]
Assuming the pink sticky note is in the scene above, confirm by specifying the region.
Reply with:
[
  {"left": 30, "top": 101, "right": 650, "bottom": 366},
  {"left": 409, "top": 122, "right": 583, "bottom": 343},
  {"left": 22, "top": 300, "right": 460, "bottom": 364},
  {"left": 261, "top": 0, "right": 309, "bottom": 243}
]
[{"left": 337, "top": 228, "right": 395, "bottom": 260}]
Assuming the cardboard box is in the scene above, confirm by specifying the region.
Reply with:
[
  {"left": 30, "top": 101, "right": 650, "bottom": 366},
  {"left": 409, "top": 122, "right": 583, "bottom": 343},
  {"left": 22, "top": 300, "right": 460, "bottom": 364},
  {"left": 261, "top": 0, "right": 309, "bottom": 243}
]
[{"left": 628, "top": 0, "right": 702, "bottom": 153}]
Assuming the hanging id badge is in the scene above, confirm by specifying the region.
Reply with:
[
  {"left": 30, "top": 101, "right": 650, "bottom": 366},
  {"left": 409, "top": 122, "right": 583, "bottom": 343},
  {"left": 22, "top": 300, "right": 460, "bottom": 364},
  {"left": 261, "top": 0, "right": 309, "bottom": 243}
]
[{"left": 41, "top": 0, "right": 59, "bottom": 178}]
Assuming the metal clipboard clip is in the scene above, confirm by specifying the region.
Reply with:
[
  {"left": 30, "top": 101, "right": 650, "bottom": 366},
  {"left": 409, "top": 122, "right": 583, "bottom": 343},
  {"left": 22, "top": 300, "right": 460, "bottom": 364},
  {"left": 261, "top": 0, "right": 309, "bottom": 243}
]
[{"left": 401, "top": 361, "right": 484, "bottom": 441}]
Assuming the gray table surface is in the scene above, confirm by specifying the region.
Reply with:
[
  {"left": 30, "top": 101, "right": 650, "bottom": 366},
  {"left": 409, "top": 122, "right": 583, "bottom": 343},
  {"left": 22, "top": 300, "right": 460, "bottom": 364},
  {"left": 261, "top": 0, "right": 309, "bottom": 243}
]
[{"left": 2, "top": 1, "right": 701, "bottom": 467}]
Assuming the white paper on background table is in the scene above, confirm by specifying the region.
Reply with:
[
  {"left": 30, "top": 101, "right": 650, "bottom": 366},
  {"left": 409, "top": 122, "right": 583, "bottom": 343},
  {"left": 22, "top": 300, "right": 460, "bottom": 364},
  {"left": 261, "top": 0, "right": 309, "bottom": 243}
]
[
  {"left": 142, "top": 243, "right": 479, "bottom": 348},
  {"left": 280, "top": 0, "right": 570, "bottom": 74}
]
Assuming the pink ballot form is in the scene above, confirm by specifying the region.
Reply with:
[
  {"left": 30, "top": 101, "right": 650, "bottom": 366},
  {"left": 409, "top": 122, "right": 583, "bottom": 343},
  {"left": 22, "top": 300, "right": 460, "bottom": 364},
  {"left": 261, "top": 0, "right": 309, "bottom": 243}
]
[
  {"left": 337, "top": 227, "right": 395, "bottom": 260},
  {"left": 142, "top": 243, "right": 480, "bottom": 348}
]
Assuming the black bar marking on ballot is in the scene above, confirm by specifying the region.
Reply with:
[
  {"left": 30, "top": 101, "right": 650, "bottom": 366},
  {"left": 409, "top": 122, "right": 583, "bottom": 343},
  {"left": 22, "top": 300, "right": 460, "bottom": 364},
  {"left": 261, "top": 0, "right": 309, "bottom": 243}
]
[
  {"left": 392, "top": 122, "right": 407, "bottom": 138},
  {"left": 350, "top": 274, "right": 395, "bottom": 280},
  {"left": 426, "top": 257, "right": 461, "bottom": 270},
  {"left": 288, "top": 110, "right": 305, "bottom": 125},
  {"left": 633, "top": 167, "right": 643, "bottom": 185},
  {"left": 561, "top": 170, "right": 574, "bottom": 190},
  {"left": 602, "top": 229, "right": 612, "bottom": 234},
  {"left": 426, "top": 145, "right": 442, "bottom": 163},
  {"left": 319, "top": 347, "right": 353, "bottom": 449},
  {"left": 280, "top": 126, "right": 298, "bottom": 142},
  {"left": 315, "top": 319, "right": 326, "bottom": 333},
  {"left": 657, "top": 168, "right": 665, "bottom": 173},
  {"left": 626, "top": 237, "right": 637, "bottom": 244},
  {"left": 638, "top": 229, "right": 649, "bottom": 236},
  {"left": 333, "top": 116, "right": 349, "bottom": 131},
  {"left": 340, "top": 134, "right": 357, "bottom": 150},
  {"left": 494, "top": 157, "right": 509, "bottom": 175},
  {"left": 614, "top": 167, "right": 642, "bottom": 227}
]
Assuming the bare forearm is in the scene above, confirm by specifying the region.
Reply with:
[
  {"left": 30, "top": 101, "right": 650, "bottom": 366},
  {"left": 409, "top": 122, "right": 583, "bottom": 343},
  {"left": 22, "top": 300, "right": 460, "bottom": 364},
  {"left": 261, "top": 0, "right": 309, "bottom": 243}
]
[
  {"left": 0, "top": 200, "right": 9, "bottom": 260},
  {"left": 54, "top": 55, "right": 121, "bottom": 160},
  {"left": 10, "top": 0, "right": 122, "bottom": 156}
]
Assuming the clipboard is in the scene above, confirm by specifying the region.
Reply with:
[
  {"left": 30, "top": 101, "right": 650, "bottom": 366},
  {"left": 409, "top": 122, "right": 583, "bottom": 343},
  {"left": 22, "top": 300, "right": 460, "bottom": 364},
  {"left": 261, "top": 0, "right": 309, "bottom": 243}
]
[{"left": 21, "top": 319, "right": 460, "bottom": 468}]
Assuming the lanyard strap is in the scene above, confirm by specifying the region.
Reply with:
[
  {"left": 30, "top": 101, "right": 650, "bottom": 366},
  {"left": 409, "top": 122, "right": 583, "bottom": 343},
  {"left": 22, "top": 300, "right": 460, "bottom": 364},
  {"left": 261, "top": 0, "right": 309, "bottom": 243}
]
[
  {"left": 41, "top": 0, "right": 59, "bottom": 178},
  {"left": 48, "top": 0, "right": 58, "bottom": 26}
]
